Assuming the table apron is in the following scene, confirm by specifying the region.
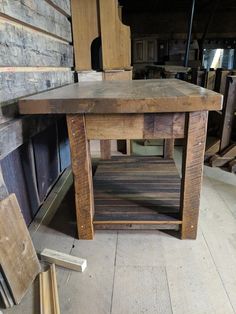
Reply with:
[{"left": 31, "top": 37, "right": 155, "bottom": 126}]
[{"left": 85, "top": 113, "right": 185, "bottom": 140}]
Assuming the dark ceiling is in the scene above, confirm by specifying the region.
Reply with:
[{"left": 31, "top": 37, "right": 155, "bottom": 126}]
[{"left": 119, "top": 0, "right": 236, "bottom": 13}]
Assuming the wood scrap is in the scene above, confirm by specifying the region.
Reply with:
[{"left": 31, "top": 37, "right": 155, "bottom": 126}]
[
  {"left": 40, "top": 249, "right": 87, "bottom": 272},
  {"left": 39, "top": 264, "right": 60, "bottom": 314},
  {"left": 209, "top": 144, "right": 236, "bottom": 167},
  {"left": 0, "top": 194, "right": 41, "bottom": 304}
]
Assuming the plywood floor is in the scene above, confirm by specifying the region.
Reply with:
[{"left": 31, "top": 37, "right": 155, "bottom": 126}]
[{"left": 3, "top": 150, "right": 236, "bottom": 314}]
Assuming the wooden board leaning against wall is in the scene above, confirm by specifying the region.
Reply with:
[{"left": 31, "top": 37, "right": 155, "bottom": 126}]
[{"left": 0, "top": 0, "right": 74, "bottom": 223}]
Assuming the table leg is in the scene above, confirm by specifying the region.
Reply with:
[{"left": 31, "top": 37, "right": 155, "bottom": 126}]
[
  {"left": 67, "top": 114, "right": 94, "bottom": 240},
  {"left": 100, "top": 140, "right": 111, "bottom": 159},
  {"left": 163, "top": 139, "right": 175, "bottom": 159},
  {"left": 180, "top": 111, "right": 208, "bottom": 239}
]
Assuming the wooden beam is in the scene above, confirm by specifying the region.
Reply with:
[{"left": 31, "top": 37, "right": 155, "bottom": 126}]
[
  {"left": 219, "top": 76, "right": 236, "bottom": 151},
  {"left": 1, "top": 70, "right": 74, "bottom": 105},
  {"left": 180, "top": 111, "right": 208, "bottom": 239},
  {"left": 100, "top": 140, "right": 111, "bottom": 160},
  {"left": 40, "top": 249, "right": 87, "bottom": 272},
  {"left": 71, "top": 0, "right": 99, "bottom": 70},
  {"left": 99, "top": 0, "right": 131, "bottom": 70},
  {"left": 0, "top": 116, "right": 56, "bottom": 160},
  {"left": 85, "top": 113, "right": 185, "bottom": 140},
  {"left": 101, "top": 70, "right": 133, "bottom": 160},
  {"left": 45, "top": 0, "right": 71, "bottom": 17},
  {"left": 206, "top": 70, "right": 216, "bottom": 90},
  {"left": 205, "top": 139, "right": 220, "bottom": 160},
  {"left": 39, "top": 264, "right": 60, "bottom": 314},
  {"left": 0, "top": 17, "right": 73, "bottom": 67},
  {"left": 0, "top": 0, "right": 72, "bottom": 42},
  {"left": 163, "top": 139, "right": 175, "bottom": 159},
  {"left": 67, "top": 115, "right": 94, "bottom": 240},
  {"left": 209, "top": 144, "right": 236, "bottom": 167}
]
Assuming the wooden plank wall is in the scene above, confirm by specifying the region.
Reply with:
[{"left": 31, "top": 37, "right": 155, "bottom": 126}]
[{"left": 0, "top": 0, "right": 73, "bottom": 224}]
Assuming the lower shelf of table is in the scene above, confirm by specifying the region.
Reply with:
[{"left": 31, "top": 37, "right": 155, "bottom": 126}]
[{"left": 93, "top": 156, "right": 182, "bottom": 230}]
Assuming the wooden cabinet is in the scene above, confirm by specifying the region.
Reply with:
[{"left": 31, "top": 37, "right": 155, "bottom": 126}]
[{"left": 133, "top": 38, "right": 157, "bottom": 63}]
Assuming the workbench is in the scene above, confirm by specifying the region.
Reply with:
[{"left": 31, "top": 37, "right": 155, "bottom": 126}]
[{"left": 19, "top": 79, "right": 222, "bottom": 240}]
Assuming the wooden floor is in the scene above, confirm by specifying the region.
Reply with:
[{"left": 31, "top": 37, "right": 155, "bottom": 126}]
[{"left": 3, "top": 150, "right": 236, "bottom": 314}]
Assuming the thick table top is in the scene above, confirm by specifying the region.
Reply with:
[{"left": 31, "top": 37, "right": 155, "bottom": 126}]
[{"left": 19, "top": 79, "right": 222, "bottom": 114}]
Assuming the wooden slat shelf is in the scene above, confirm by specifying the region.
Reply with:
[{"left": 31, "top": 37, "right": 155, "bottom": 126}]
[{"left": 93, "top": 157, "right": 182, "bottom": 228}]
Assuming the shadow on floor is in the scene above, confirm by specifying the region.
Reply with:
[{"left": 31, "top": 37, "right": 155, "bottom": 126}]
[{"left": 48, "top": 187, "right": 77, "bottom": 238}]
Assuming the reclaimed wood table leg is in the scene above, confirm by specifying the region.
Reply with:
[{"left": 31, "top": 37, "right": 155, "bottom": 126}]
[
  {"left": 67, "top": 114, "right": 94, "bottom": 240},
  {"left": 100, "top": 140, "right": 111, "bottom": 159},
  {"left": 180, "top": 111, "right": 208, "bottom": 239},
  {"left": 163, "top": 139, "right": 175, "bottom": 159}
]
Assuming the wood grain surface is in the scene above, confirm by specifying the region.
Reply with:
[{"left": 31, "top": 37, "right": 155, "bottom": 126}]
[
  {"left": 0, "top": 17, "right": 73, "bottom": 67},
  {"left": 219, "top": 76, "right": 236, "bottom": 151},
  {"left": 93, "top": 157, "right": 182, "bottom": 227},
  {"left": 71, "top": 0, "right": 99, "bottom": 70},
  {"left": 67, "top": 115, "right": 94, "bottom": 239},
  {"left": 19, "top": 79, "right": 223, "bottom": 114},
  {"left": 0, "top": 0, "right": 72, "bottom": 41},
  {"left": 99, "top": 0, "right": 131, "bottom": 70},
  {"left": 180, "top": 111, "right": 208, "bottom": 239},
  {"left": 0, "top": 194, "right": 40, "bottom": 304},
  {"left": 86, "top": 113, "right": 185, "bottom": 140},
  {"left": 39, "top": 264, "right": 60, "bottom": 314}
]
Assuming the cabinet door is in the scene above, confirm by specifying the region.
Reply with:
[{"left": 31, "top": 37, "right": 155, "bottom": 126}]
[
  {"left": 146, "top": 40, "right": 157, "bottom": 62},
  {"left": 133, "top": 40, "right": 145, "bottom": 63}
]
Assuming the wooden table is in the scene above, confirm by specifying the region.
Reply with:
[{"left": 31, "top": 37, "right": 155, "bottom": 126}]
[{"left": 19, "top": 79, "right": 222, "bottom": 240}]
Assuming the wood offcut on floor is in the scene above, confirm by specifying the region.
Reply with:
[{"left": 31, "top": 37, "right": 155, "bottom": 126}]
[{"left": 3, "top": 150, "right": 236, "bottom": 314}]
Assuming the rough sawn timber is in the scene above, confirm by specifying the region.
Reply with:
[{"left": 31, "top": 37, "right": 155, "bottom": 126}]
[
  {"left": 0, "top": 0, "right": 72, "bottom": 41},
  {"left": 1, "top": 70, "right": 74, "bottom": 104},
  {"left": 99, "top": 0, "right": 131, "bottom": 70},
  {"left": 0, "top": 17, "right": 73, "bottom": 67},
  {"left": 180, "top": 111, "right": 208, "bottom": 239},
  {"left": 0, "top": 194, "right": 41, "bottom": 304},
  {"left": 67, "top": 114, "right": 94, "bottom": 239},
  {"left": 85, "top": 113, "right": 185, "bottom": 139},
  {"left": 19, "top": 79, "right": 223, "bottom": 114},
  {"left": 71, "top": 0, "right": 99, "bottom": 70}
]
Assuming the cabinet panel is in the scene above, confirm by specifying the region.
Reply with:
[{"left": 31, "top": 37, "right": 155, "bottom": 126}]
[{"left": 134, "top": 40, "right": 145, "bottom": 63}]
